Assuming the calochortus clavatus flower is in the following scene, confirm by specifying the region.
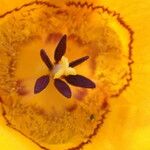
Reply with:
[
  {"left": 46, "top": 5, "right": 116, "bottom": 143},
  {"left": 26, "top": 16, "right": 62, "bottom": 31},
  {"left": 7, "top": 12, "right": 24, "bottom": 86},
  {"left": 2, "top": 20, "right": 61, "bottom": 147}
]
[
  {"left": 1, "top": 0, "right": 150, "bottom": 150},
  {"left": 34, "top": 35, "right": 96, "bottom": 98}
]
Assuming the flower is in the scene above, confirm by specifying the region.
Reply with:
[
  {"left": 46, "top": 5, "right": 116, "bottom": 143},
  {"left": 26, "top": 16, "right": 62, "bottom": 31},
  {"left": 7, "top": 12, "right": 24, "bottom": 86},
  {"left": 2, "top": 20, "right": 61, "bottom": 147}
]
[
  {"left": 0, "top": 0, "right": 150, "bottom": 150},
  {"left": 34, "top": 35, "right": 96, "bottom": 98}
]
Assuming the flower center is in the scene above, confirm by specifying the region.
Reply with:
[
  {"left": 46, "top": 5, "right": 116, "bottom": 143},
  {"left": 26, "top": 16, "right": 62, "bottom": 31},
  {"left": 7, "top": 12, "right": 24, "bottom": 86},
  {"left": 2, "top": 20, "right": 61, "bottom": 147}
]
[{"left": 52, "top": 56, "right": 76, "bottom": 79}]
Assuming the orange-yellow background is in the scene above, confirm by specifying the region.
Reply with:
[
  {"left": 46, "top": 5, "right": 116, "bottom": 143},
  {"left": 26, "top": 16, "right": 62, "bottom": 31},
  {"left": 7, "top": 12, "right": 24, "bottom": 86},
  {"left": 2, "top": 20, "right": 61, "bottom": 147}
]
[{"left": 0, "top": 0, "right": 150, "bottom": 150}]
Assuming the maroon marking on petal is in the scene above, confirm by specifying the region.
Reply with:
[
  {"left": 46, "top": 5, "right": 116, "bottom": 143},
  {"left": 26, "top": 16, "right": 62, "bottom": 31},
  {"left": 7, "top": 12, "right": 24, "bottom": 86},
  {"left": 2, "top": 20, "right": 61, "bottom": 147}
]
[
  {"left": 34, "top": 75, "right": 50, "bottom": 94},
  {"left": 74, "top": 89, "right": 88, "bottom": 101},
  {"left": 46, "top": 33, "right": 63, "bottom": 44},
  {"left": 40, "top": 49, "right": 53, "bottom": 70},
  {"left": 69, "top": 56, "right": 89, "bottom": 67},
  {"left": 65, "top": 75, "right": 96, "bottom": 88},
  {"left": 17, "top": 85, "right": 29, "bottom": 96},
  {"left": 0, "top": 96, "right": 3, "bottom": 104},
  {"left": 54, "top": 34, "right": 67, "bottom": 63},
  {"left": 66, "top": 102, "right": 78, "bottom": 112},
  {"left": 54, "top": 79, "right": 71, "bottom": 98},
  {"left": 101, "top": 100, "right": 108, "bottom": 110}
]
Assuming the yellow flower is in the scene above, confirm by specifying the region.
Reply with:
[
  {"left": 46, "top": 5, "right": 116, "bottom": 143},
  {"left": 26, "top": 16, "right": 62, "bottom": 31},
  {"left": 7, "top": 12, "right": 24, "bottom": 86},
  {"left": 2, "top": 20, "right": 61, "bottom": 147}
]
[{"left": 0, "top": 0, "right": 150, "bottom": 150}]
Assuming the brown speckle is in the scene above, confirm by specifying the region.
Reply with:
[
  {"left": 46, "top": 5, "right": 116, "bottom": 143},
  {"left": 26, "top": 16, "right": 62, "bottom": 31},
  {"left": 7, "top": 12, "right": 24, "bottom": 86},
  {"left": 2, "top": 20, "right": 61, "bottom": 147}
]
[
  {"left": 46, "top": 33, "right": 63, "bottom": 44},
  {"left": 66, "top": 102, "right": 77, "bottom": 112},
  {"left": 101, "top": 100, "right": 108, "bottom": 110},
  {"left": 16, "top": 80, "right": 29, "bottom": 96}
]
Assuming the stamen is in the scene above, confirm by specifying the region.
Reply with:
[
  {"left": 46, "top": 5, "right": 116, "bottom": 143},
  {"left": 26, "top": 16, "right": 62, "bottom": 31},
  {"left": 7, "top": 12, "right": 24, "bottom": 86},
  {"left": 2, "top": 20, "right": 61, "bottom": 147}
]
[
  {"left": 69, "top": 56, "right": 89, "bottom": 67},
  {"left": 65, "top": 75, "right": 96, "bottom": 88},
  {"left": 40, "top": 49, "right": 53, "bottom": 70},
  {"left": 54, "top": 34, "right": 67, "bottom": 63},
  {"left": 34, "top": 75, "right": 50, "bottom": 94},
  {"left": 54, "top": 79, "right": 71, "bottom": 98}
]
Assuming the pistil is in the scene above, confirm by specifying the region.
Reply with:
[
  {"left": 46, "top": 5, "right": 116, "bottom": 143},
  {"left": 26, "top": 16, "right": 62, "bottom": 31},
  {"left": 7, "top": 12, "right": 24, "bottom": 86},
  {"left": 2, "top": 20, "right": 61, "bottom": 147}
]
[{"left": 52, "top": 56, "right": 76, "bottom": 79}]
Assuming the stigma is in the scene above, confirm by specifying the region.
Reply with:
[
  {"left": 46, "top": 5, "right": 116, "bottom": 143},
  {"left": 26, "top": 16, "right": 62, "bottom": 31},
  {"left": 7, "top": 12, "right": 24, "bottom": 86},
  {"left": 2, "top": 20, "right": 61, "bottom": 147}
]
[{"left": 52, "top": 56, "right": 76, "bottom": 79}]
